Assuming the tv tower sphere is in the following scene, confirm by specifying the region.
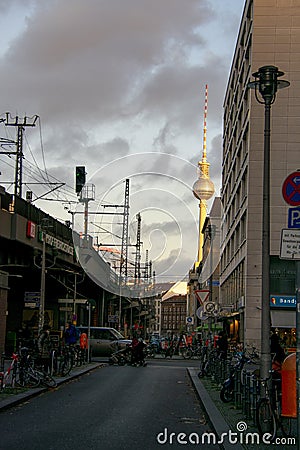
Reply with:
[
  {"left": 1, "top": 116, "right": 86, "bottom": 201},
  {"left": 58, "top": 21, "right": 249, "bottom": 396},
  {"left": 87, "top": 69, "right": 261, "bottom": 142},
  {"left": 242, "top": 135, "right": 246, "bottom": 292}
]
[{"left": 193, "top": 173, "right": 215, "bottom": 200}]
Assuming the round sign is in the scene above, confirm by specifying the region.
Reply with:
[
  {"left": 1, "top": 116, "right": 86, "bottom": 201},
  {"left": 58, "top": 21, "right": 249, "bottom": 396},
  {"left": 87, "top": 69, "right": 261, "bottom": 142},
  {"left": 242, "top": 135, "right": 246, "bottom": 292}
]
[{"left": 282, "top": 171, "right": 300, "bottom": 206}]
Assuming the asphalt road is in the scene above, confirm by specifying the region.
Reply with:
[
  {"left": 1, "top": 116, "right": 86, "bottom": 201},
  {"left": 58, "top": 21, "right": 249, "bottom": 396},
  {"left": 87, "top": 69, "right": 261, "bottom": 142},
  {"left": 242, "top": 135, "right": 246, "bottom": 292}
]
[{"left": 0, "top": 359, "right": 220, "bottom": 450}]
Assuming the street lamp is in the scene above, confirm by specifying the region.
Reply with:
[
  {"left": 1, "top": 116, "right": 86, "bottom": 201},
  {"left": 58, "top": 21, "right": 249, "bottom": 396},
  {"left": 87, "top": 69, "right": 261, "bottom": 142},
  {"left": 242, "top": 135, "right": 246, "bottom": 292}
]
[{"left": 248, "top": 65, "right": 290, "bottom": 387}]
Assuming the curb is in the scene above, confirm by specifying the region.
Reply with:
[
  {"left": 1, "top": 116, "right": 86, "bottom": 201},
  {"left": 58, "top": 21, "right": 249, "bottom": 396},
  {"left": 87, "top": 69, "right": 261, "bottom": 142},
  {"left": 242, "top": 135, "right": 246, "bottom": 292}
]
[
  {"left": 0, "top": 362, "right": 106, "bottom": 412},
  {"left": 187, "top": 368, "right": 244, "bottom": 450}
]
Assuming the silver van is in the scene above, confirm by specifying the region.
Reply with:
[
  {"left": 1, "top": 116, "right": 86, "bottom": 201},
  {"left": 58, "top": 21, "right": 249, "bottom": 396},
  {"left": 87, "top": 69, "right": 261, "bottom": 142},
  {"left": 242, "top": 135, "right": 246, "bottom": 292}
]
[{"left": 78, "top": 326, "right": 131, "bottom": 356}]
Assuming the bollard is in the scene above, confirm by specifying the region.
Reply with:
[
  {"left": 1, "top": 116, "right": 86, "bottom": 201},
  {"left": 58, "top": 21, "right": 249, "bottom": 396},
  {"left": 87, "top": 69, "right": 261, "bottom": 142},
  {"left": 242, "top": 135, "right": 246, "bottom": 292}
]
[
  {"left": 235, "top": 366, "right": 242, "bottom": 408},
  {"left": 281, "top": 352, "right": 296, "bottom": 418},
  {"left": 244, "top": 371, "right": 251, "bottom": 419},
  {"left": 241, "top": 368, "right": 247, "bottom": 414}
]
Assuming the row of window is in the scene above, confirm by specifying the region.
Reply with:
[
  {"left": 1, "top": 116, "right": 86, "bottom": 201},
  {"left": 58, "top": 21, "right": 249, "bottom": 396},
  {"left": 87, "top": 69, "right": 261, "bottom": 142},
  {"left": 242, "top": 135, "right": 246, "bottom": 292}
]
[{"left": 220, "top": 260, "right": 245, "bottom": 306}]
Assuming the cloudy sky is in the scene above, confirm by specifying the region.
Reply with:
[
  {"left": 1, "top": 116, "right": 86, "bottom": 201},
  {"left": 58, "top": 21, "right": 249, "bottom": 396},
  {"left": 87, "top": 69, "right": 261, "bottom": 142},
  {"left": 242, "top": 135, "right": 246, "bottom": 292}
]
[{"left": 0, "top": 0, "right": 244, "bottom": 284}]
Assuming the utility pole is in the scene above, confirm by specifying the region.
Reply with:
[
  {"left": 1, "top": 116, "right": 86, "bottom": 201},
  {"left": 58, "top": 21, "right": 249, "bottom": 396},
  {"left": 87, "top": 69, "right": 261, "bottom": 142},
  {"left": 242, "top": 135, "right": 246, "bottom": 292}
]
[
  {"left": 119, "top": 179, "right": 130, "bottom": 331},
  {"left": 4, "top": 113, "right": 38, "bottom": 198},
  {"left": 144, "top": 249, "right": 149, "bottom": 280},
  {"left": 134, "top": 213, "right": 141, "bottom": 284},
  {"left": 120, "top": 179, "right": 130, "bottom": 280}
]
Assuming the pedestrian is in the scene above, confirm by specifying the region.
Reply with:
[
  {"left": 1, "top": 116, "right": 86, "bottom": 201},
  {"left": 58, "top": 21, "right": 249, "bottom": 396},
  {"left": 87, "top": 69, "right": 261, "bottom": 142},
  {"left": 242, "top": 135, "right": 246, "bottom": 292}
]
[
  {"left": 270, "top": 329, "right": 285, "bottom": 367},
  {"left": 216, "top": 331, "right": 228, "bottom": 360},
  {"left": 64, "top": 322, "right": 80, "bottom": 345},
  {"left": 37, "top": 324, "right": 52, "bottom": 372}
]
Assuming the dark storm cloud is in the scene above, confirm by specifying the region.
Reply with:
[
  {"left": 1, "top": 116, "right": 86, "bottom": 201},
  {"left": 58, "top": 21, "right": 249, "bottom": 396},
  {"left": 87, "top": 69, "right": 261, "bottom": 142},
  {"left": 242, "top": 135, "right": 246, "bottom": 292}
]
[
  {"left": 0, "top": 0, "right": 244, "bottom": 235},
  {"left": 0, "top": 0, "right": 213, "bottom": 123}
]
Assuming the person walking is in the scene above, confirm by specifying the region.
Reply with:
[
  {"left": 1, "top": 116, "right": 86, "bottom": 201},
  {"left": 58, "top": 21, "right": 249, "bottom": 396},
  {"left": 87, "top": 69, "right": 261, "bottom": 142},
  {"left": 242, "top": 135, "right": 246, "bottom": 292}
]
[
  {"left": 64, "top": 322, "right": 80, "bottom": 345},
  {"left": 216, "top": 331, "right": 228, "bottom": 360},
  {"left": 37, "top": 324, "right": 52, "bottom": 372}
]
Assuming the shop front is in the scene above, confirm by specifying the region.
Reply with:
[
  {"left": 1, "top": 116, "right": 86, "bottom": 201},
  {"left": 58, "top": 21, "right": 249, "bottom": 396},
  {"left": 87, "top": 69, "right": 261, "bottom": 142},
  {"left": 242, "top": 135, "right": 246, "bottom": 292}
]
[{"left": 270, "top": 295, "right": 296, "bottom": 353}]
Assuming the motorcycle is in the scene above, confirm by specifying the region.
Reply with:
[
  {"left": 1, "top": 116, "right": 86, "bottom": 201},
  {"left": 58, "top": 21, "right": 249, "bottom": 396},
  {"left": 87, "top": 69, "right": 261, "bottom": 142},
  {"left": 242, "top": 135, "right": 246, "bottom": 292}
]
[
  {"left": 109, "top": 340, "right": 147, "bottom": 367},
  {"left": 108, "top": 345, "right": 132, "bottom": 366}
]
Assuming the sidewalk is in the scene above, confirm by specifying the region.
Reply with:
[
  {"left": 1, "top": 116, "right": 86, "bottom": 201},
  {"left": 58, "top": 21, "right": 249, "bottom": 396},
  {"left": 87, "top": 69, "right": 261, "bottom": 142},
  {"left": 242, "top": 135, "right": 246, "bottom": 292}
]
[
  {"left": 187, "top": 368, "right": 297, "bottom": 450},
  {"left": 0, "top": 361, "right": 105, "bottom": 412}
]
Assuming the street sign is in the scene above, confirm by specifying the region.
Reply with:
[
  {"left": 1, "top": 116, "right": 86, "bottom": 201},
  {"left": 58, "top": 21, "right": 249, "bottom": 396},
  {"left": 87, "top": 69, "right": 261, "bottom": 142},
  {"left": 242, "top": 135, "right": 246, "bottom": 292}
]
[
  {"left": 24, "top": 291, "right": 40, "bottom": 308},
  {"left": 288, "top": 207, "right": 300, "bottom": 228},
  {"left": 58, "top": 298, "right": 87, "bottom": 304},
  {"left": 196, "top": 307, "right": 208, "bottom": 321},
  {"left": 194, "top": 289, "right": 210, "bottom": 305},
  {"left": 204, "top": 302, "right": 217, "bottom": 314},
  {"left": 282, "top": 171, "right": 300, "bottom": 206},
  {"left": 59, "top": 306, "right": 73, "bottom": 312},
  {"left": 108, "top": 315, "right": 118, "bottom": 322},
  {"left": 280, "top": 229, "right": 300, "bottom": 259},
  {"left": 186, "top": 316, "right": 194, "bottom": 324}
]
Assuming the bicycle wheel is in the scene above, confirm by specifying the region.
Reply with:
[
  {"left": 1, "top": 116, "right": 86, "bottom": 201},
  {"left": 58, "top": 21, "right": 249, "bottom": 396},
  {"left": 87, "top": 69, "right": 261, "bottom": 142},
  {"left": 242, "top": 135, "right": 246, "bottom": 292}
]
[
  {"left": 40, "top": 371, "right": 57, "bottom": 388},
  {"left": 256, "top": 398, "right": 277, "bottom": 441},
  {"left": 220, "top": 386, "right": 234, "bottom": 403},
  {"left": 181, "top": 348, "right": 189, "bottom": 359},
  {"left": 280, "top": 415, "right": 292, "bottom": 437},
  {"left": 276, "top": 398, "right": 292, "bottom": 437},
  {"left": 16, "top": 368, "right": 40, "bottom": 388},
  {"left": 60, "top": 356, "right": 72, "bottom": 376}
]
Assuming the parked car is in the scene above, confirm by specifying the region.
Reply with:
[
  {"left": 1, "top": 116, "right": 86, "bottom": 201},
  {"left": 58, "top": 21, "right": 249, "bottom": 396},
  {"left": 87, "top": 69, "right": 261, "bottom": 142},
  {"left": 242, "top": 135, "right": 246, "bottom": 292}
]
[{"left": 77, "top": 326, "right": 131, "bottom": 357}]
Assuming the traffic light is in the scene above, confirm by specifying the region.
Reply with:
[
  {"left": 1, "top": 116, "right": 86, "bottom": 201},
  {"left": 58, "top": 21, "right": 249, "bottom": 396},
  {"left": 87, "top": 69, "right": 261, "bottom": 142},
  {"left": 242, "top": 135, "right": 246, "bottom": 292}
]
[{"left": 75, "top": 166, "right": 86, "bottom": 193}]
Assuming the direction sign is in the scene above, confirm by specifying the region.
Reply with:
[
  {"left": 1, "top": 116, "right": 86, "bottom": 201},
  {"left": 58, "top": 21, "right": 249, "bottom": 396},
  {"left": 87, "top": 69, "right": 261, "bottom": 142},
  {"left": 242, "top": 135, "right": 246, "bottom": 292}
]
[
  {"left": 282, "top": 171, "right": 300, "bottom": 206},
  {"left": 196, "top": 307, "right": 208, "bottom": 321},
  {"left": 288, "top": 207, "right": 300, "bottom": 228},
  {"left": 58, "top": 298, "right": 87, "bottom": 304},
  {"left": 24, "top": 291, "right": 40, "bottom": 308},
  {"left": 280, "top": 229, "right": 300, "bottom": 259}
]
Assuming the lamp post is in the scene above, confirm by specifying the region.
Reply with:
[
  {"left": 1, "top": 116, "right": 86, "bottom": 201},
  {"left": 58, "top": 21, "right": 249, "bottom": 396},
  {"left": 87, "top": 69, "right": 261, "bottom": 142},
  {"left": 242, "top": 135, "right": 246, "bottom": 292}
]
[
  {"left": 38, "top": 229, "right": 46, "bottom": 334},
  {"left": 248, "top": 65, "right": 289, "bottom": 388}
]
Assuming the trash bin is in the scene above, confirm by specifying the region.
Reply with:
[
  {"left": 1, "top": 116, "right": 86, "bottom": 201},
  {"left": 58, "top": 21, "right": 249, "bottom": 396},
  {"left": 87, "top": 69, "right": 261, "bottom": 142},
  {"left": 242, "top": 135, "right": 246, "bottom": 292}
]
[{"left": 281, "top": 352, "right": 296, "bottom": 418}]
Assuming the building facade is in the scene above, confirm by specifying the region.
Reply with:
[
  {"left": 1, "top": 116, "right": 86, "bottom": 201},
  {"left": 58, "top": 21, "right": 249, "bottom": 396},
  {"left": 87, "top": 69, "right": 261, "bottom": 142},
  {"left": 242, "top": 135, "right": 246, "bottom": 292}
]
[
  {"left": 220, "top": 0, "right": 299, "bottom": 348},
  {"left": 160, "top": 282, "right": 187, "bottom": 336}
]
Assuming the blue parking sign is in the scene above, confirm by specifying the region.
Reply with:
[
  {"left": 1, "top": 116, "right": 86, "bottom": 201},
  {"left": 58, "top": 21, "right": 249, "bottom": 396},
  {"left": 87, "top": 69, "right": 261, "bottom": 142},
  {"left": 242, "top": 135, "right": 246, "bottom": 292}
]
[{"left": 288, "top": 207, "right": 300, "bottom": 228}]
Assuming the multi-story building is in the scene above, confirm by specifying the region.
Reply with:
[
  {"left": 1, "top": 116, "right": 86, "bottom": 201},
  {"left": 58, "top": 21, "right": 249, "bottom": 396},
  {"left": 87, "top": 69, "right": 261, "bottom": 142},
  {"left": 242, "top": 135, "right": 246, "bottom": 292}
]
[
  {"left": 160, "top": 282, "right": 187, "bottom": 336},
  {"left": 220, "top": 0, "right": 299, "bottom": 348}
]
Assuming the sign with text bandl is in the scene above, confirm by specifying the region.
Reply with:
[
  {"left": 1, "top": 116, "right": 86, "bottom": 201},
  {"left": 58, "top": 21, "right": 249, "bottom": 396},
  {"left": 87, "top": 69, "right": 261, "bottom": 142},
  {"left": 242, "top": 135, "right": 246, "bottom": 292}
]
[
  {"left": 270, "top": 295, "right": 296, "bottom": 309},
  {"left": 280, "top": 229, "right": 300, "bottom": 260}
]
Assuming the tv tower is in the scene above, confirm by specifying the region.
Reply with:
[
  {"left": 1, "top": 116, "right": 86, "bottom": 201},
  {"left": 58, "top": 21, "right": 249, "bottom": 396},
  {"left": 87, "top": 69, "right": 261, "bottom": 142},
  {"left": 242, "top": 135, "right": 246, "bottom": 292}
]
[{"left": 193, "top": 84, "right": 215, "bottom": 265}]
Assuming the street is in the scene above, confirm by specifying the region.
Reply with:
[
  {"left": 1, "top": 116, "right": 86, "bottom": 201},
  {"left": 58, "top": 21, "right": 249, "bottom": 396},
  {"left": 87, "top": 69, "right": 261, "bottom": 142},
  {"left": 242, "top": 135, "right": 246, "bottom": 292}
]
[{"left": 0, "top": 359, "right": 220, "bottom": 450}]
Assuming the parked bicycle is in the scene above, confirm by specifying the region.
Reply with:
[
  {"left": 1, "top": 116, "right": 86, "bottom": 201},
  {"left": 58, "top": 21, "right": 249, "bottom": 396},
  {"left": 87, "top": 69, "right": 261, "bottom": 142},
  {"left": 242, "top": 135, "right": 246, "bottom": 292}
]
[
  {"left": 198, "top": 347, "right": 219, "bottom": 378},
  {"left": 181, "top": 344, "right": 202, "bottom": 360},
  {"left": 16, "top": 347, "right": 57, "bottom": 388},
  {"left": 256, "top": 370, "right": 292, "bottom": 441},
  {"left": 0, "top": 353, "right": 18, "bottom": 390},
  {"left": 220, "top": 349, "right": 258, "bottom": 403}
]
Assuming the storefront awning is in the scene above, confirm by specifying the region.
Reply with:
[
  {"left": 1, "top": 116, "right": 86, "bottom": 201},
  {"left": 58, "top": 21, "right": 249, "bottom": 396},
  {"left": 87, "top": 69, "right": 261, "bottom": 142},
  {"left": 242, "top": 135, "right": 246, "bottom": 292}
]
[{"left": 270, "top": 310, "right": 296, "bottom": 328}]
